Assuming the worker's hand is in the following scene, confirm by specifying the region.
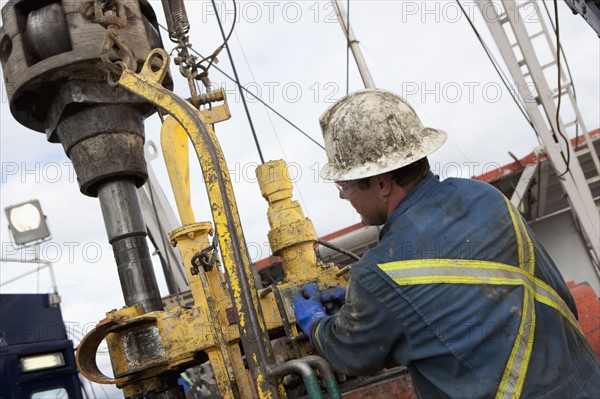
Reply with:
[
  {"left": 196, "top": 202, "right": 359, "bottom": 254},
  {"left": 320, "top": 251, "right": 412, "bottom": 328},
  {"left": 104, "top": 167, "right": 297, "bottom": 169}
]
[
  {"left": 293, "top": 283, "right": 327, "bottom": 336},
  {"left": 320, "top": 286, "right": 346, "bottom": 315},
  {"left": 321, "top": 285, "right": 346, "bottom": 304}
]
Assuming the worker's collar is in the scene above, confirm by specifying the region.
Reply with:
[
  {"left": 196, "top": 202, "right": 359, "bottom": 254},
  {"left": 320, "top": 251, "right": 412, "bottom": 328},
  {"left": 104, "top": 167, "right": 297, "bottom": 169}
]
[{"left": 379, "top": 172, "right": 439, "bottom": 239}]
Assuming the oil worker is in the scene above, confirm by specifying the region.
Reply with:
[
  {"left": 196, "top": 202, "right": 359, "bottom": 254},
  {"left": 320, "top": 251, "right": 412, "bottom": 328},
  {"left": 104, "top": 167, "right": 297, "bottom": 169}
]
[{"left": 293, "top": 89, "right": 600, "bottom": 398}]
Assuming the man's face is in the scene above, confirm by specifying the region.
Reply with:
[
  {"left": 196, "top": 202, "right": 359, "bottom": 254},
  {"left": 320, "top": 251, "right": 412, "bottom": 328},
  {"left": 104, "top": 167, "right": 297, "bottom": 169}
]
[{"left": 335, "top": 178, "right": 388, "bottom": 226}]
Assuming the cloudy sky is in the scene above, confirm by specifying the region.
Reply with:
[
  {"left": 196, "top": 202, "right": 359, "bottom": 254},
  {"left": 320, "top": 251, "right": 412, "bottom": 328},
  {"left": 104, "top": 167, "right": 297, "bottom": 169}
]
[{"left": 1, "top": 0, "right": 599, "bottom": 396}]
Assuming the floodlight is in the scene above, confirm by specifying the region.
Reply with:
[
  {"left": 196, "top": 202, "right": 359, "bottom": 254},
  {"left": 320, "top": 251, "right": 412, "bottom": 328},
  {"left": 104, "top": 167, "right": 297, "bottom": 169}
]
[{"left": 4, "top": 200, "right": 51, "bottom": 246}]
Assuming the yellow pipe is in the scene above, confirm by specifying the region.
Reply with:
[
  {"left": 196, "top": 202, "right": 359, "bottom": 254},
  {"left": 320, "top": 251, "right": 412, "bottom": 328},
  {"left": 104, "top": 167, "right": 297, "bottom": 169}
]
[{"left": 257, "top": 160, "right": 319, "bottom": 283}]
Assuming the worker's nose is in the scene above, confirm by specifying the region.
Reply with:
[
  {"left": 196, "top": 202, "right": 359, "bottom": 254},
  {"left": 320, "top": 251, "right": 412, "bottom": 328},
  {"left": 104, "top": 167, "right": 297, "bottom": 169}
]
[{"left": 339, "top": 190, "right": 347, "bottom": 200}]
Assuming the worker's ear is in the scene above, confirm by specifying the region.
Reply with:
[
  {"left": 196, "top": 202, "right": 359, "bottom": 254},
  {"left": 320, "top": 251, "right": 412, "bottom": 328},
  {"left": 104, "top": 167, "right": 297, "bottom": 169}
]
[{"left": 374, "top": 173, "right": 393, "bottom": 197}]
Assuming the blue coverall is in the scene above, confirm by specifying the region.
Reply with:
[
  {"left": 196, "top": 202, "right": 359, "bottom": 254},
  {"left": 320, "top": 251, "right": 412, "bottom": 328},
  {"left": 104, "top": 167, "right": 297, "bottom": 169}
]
[{"left": 311, "top": 173, "right": 600, "bottom": 398}]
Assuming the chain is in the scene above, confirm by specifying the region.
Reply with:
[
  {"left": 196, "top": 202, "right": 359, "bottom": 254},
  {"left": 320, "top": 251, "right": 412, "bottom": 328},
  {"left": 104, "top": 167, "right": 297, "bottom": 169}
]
[
  {"left": 190, "top": 233, "right": 220, "bottom": 274},
  {"left": 171, "top": 33, "right": 214, "bottom": 100},
  {"left": 160, "top": 0, "right": 238, "bottom": 101},
  {"left": 80, "top": 0, "right": 137, "bottom": 79},
  {"left": 159, "top": 0, "right": 210, "bottom": 96}
]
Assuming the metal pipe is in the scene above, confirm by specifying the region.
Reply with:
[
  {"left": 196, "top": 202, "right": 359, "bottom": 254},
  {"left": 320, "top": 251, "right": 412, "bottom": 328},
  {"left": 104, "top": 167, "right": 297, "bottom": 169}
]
[
  {"left": 269, "top": 359, "right": 324, "bottom": 399},
  {"left": 317, "top": 239, "right": 360, "bottom": 261},
  {"left": 331, "top": 0, "right": 376, "bottom": 89},
  {"left": 97, "top": 180, "right": 163, "bottom": 312},
  {"left": 303, "top": 356, "right": 342, "bottom": 399},
  {"left": 98, "top": 180, "right": 147, "bottom": 241}
]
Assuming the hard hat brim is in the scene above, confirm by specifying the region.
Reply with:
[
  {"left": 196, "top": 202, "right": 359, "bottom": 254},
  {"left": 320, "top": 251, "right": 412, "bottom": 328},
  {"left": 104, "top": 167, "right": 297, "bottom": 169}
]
[{"left": 320, "top": 127, "right": 447, "bottom": 181}]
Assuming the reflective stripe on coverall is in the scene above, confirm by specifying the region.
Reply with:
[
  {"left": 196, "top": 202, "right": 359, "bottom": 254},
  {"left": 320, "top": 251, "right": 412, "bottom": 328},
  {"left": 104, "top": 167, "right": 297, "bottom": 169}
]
[{"left": 311, "top": 173, "right": 600, "bottom": 398}]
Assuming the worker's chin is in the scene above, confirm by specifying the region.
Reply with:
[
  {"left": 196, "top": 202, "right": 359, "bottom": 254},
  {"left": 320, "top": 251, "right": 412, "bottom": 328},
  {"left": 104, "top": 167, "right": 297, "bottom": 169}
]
[{"left": 360, "top": 215, "right": 385, "bottom": 226}]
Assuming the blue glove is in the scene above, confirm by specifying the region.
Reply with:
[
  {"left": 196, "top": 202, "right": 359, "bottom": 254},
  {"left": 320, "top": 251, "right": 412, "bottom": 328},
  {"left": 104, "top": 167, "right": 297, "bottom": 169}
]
[
  {"left": 320, "top": 286, "right": 346, "bottom": 315},
  {"left": 320, "top": 286, "right": 346, "bottom": 304},
  {"left": 294, "top": 283, "right": 327, "bottom": 336}
]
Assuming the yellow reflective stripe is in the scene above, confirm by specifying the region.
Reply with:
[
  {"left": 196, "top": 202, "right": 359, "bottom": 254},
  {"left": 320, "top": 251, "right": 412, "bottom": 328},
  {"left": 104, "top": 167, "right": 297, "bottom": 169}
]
[
  {"left": 379, "top": 258, "right": 512, "bottom": 272},
  {"left": 519, "top": 212, "right": 535, "bottom": 275},
  {"left": 379, "top": 259, "right": 580, "bottom": 332},
  {"left": 504, "top": 196, "right": 535, "bottom": 275},
  {"left": 386, "top": 275, "right": 522, "bottom": 286},
  {"left": 505, "top": 196, "right": 526, "bottom": 270},
  {"left": 181, "top": 371, "right": 194, "bottom": 385},
  {"left": 496, "top": 288, "right": 535, "bottom": 399},
  {"left": 500, "top": 197, "right": 537, "bottom": 397},
  {"left": 519, "top": 291, "right": 535, "bottom": 397}
]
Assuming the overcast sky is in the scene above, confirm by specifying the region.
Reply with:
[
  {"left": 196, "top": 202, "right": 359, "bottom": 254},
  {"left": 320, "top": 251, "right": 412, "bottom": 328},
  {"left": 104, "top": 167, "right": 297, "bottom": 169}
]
[{"left": 1, "top": 0, "right": 599, "bottom": 396}]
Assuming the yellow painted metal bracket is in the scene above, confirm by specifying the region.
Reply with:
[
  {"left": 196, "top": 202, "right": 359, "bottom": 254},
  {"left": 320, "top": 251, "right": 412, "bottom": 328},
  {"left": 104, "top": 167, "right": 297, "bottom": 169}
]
[
  {"left": 160, "top": 116, "right": 195, "bottom": 225},
  {"left": 160, "top": 89, "right": 232, "bottom": 226},
  {"left": 76, "top": 305, "right": 217, "bottom": 386}
]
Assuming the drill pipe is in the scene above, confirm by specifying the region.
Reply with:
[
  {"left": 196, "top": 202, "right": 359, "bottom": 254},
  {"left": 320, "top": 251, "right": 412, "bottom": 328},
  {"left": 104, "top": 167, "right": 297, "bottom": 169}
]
[{"left": 98, "top": 180, "right": 163, "bottom": 312}]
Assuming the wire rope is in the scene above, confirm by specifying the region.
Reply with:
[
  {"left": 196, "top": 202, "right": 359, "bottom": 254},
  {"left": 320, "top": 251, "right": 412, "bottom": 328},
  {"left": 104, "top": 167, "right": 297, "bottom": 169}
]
[
  {"left": 552, "top": 0, "right": 571, "bottom": 177},
  {"left": 542, "top": 0, "right": 581, "bottom": 165},
  {"left": 201, "top": 0, "right": 238, "bottom": 71}
]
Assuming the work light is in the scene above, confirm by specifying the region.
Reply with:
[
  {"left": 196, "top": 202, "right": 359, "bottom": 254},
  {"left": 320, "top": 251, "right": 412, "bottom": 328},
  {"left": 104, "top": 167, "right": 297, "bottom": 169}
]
[{"left": 4, "top": 200, "right": 51, "bottom": 246}]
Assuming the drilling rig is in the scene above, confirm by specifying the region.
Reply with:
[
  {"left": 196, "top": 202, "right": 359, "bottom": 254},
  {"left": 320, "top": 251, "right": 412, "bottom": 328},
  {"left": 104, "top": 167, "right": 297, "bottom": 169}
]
[
  {"left": 4, "top": 1, "right": 598, "bottom": 398},
  {"left": 0, "top": 1, "right": 417, "bottom": 397}
]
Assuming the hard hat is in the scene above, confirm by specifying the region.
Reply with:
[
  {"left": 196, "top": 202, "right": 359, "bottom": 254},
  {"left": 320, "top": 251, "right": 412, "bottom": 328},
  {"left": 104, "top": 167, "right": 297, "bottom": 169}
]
[{"left": 319, "top": 89, "right": 447, "bottom": 181}]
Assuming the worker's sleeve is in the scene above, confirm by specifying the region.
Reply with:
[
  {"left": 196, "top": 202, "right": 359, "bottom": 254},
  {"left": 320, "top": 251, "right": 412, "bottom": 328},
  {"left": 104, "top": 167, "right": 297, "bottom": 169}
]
[{"left": 311, "top": 265, "right": 404, "bottom": 376}]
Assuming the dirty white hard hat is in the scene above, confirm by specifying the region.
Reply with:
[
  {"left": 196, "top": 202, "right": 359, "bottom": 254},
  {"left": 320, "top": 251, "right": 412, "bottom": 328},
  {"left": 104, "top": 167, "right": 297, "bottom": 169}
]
[{"left": 319, "top": 89, "right": 447, "bottom": 181}]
